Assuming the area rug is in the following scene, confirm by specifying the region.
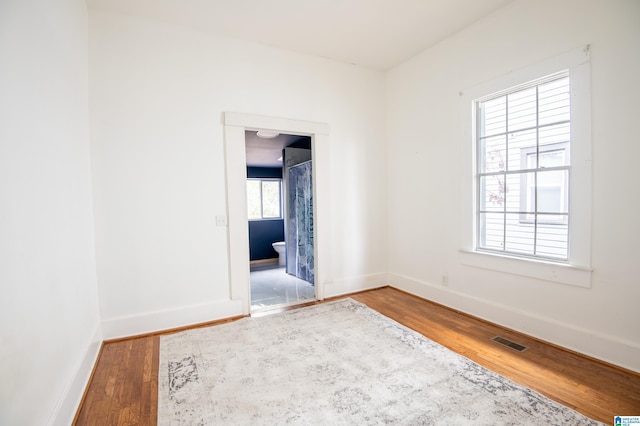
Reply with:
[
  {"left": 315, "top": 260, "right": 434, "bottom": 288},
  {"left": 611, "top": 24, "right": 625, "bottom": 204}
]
[{"left": 158, "top": 298, "right": 603, "bottom": 425}]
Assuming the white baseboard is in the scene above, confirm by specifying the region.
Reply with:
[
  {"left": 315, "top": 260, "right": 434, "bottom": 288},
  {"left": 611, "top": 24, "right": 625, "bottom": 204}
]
[
  {"left": 101, "top": 299, "right": 244, "bottom": 340},
  {"left": 388, "top": 272, "right": 640, "bottom": 373},
  {"left": 324, "top": 273, "right": 388, "bottom": 298},
  {"left": 49, "top": 324, "right": 103, "bottom": 426}
]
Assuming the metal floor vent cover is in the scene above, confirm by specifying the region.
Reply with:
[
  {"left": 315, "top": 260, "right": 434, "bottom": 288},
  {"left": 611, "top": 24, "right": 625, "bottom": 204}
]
[{"left": 491, "top": 336, "right": 528, "bottom": 352}]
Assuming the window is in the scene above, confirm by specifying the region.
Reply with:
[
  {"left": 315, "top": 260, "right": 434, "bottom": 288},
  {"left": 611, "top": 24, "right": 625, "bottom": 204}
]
[
  {"left": 246, "top": 179, "right": 282, "bottom": 220},
  {"left": 477, "top": 72, "right": 571, "bottom": 261},
  {"left": 460, "top": 46, "right": 592, "bottom": 287}
]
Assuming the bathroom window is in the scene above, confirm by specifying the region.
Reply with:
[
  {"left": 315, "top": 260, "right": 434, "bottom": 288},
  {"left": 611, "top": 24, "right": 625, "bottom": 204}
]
[
  {"left": 247, "top": 179, "right": 282, "bottom": 220},
  {"left": 476, "top": 72, "right": 571, "bottom": 261}
]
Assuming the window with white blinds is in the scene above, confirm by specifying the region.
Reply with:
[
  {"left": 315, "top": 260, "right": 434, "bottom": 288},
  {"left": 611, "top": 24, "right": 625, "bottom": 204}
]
[{"left": 476, "top": 72, "right": 571, "bottom": 261}]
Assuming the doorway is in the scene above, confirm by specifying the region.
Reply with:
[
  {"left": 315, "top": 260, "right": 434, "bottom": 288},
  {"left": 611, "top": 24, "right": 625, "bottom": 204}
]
[
  {"left": 245, "top": 131, "right": 315, "bottom": 311},
  {"left": 223, "top": 112, "right": 330, "bottom": 316}
]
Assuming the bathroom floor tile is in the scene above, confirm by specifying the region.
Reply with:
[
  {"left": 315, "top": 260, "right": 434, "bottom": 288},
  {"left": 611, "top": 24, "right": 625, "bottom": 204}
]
[{"left": 250, "top": 265, "right": 315, "bottom": 311}]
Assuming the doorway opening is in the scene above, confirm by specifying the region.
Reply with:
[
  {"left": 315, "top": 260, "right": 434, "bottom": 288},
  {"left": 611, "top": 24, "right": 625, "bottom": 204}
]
[
  {"left": 223, "top": 112, "right": 330, "bottom": 316},
  {"left": 245, "top": 131, "right": 315, "bottom": 311}
]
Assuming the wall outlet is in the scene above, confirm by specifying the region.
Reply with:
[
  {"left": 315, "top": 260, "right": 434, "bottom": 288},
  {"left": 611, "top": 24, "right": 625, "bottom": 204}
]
[{"left": 441, "top": 274, "right": 448, "bottom": 286}]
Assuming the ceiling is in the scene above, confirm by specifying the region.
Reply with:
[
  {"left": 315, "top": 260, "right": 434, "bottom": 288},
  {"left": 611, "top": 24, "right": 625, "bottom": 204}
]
[
  {"left": 86, "top": 0, "right": 513, "bottom": 71},
  {"left": 245, "top": 132, "right": 308, "bottom": 168}
]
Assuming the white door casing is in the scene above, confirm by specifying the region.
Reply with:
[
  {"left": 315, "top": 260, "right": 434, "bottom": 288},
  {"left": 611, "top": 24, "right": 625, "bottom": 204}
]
[{"left": 223, "top": 112, "right": 331, "bottom": 314}]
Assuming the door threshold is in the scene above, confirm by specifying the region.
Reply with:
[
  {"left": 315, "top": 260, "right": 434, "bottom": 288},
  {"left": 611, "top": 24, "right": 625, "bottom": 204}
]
[{"left": 250, "top": 298, "right": 318, "bottom": 317}]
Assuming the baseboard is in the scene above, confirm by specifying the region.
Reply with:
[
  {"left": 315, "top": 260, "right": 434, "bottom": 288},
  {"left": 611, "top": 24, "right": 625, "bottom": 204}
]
[
  {"left": 101, "top": 299, "right": 244, "bottom": 340},
  {"left": 324, "top": 273, "right": 388, "bottom": 298},
  {"left": 250, "top": 258, "right": 278, "bottom": 266},
  {"left": 48, "top": 324, "right": 103, "bottom": 426},
  {"left": 388, "top": 272, "right": 640, "bottom": 373}
]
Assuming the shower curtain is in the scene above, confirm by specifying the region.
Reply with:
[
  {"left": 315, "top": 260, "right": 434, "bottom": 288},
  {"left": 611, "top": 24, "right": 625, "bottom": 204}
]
[{"left": 286, "top": 160, "right": 314, "bottom": 284}]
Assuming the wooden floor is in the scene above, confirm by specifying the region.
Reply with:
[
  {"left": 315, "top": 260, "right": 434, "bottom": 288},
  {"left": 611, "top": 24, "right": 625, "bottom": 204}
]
[{"left": 74, "top": 287, "right": 640, "bottom": 425}]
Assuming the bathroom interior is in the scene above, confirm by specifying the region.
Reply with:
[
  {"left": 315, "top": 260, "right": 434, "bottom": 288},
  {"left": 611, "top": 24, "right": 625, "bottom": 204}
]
[{"left": 245, "top": 130, "right": 315, "bottom": 311}]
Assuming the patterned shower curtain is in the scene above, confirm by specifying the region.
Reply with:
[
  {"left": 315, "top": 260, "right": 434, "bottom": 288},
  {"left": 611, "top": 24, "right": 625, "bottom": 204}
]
[{"left": 286, "top": 161, "right": 314, "bottom": 284}]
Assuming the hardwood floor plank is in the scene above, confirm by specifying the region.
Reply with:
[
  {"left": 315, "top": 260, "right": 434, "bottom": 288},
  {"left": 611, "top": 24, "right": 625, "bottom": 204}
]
[
  {"left": 74, "top": 287, "right": 640, "bottom": 424},
  {"left": 149, "top": 336, "right": 160, "bottom": 425},
  {"left": 139, "top": 381, "right": 153, "bottom": 425},
  {"left": 142, "top": 338, "right": 153, "bottom": 383}
]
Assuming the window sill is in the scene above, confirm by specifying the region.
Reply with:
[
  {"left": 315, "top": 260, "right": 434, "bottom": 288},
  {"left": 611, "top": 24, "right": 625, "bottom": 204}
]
[{"left": 459, "top": 250, "right": 592, "bottom": 288}]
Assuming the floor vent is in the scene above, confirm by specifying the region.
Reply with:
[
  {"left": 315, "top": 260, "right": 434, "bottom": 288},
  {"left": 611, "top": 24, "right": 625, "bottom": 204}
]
[{"left": 491, "top": 336, "right": 528, "bottom": 352}]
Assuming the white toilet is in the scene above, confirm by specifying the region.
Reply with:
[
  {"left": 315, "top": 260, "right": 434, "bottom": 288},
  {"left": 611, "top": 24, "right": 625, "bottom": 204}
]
[{"left": 272, "top": 241, "right": 286, "bottom": 266}]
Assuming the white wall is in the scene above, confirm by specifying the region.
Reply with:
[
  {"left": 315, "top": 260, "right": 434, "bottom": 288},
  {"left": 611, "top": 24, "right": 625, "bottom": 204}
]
[
  {"left": 387, "top": 0, "right": 640, "bottom": 371},
  {"left": 88, "top": 11, "right": 388, "bottom": 337},
  {"left": 0, "top": 0, "right": 102, "bottom": 424}
]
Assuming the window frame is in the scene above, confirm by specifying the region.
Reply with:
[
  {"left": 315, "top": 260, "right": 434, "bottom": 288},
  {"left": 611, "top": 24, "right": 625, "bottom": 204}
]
[
  {"left": 475, "top": 73, "right": 572, "bottom": 261},
  {"left": 246, "top": 178, "right": 283, "bottom": 221},
  {"left": 459, "top": 46, "right": 592, "bottom": 288}
]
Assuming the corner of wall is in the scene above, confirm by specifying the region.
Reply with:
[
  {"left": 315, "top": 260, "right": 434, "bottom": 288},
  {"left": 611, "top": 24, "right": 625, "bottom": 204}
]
[
  {"left": 49, "top": 324, "right": 103, "bottom": 426},
  {"left": 324, "top": 272, "right": 388, "bottom": 298}
]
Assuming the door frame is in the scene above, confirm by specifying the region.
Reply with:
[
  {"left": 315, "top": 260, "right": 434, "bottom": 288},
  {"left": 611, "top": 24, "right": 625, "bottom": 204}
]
[{"left": 223, "top": 112, "right": 330, "bottom": 315}]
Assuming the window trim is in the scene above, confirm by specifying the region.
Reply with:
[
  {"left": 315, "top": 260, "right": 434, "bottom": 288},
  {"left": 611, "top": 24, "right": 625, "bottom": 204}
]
[{"left": 459, "top": 46, "right": 592, "bottom": 288}]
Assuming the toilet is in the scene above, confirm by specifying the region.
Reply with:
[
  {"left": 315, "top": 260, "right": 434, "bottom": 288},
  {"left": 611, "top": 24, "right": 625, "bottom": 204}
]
[{"left": 272, "top": 241, "right": 286, "bottom": 266}]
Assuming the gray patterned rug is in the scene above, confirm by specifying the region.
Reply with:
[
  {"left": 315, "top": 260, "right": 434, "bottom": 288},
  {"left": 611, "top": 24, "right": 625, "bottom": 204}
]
[{"left": 158, "top": 298, "right": 603, "bottom": 425}]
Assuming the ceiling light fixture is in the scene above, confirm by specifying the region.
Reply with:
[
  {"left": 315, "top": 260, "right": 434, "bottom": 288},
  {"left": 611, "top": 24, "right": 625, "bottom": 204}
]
[{"left": 256, "top": 130, "right": 280, "bottom": 139}]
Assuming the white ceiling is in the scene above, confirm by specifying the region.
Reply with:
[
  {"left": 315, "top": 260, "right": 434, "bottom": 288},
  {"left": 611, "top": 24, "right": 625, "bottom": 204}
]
[
  {"left": 86, "top": 0, "right": 513, "bottom": 71},
  {"left": 245, "top": 132, "right": 308, "bottom": 167}
]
